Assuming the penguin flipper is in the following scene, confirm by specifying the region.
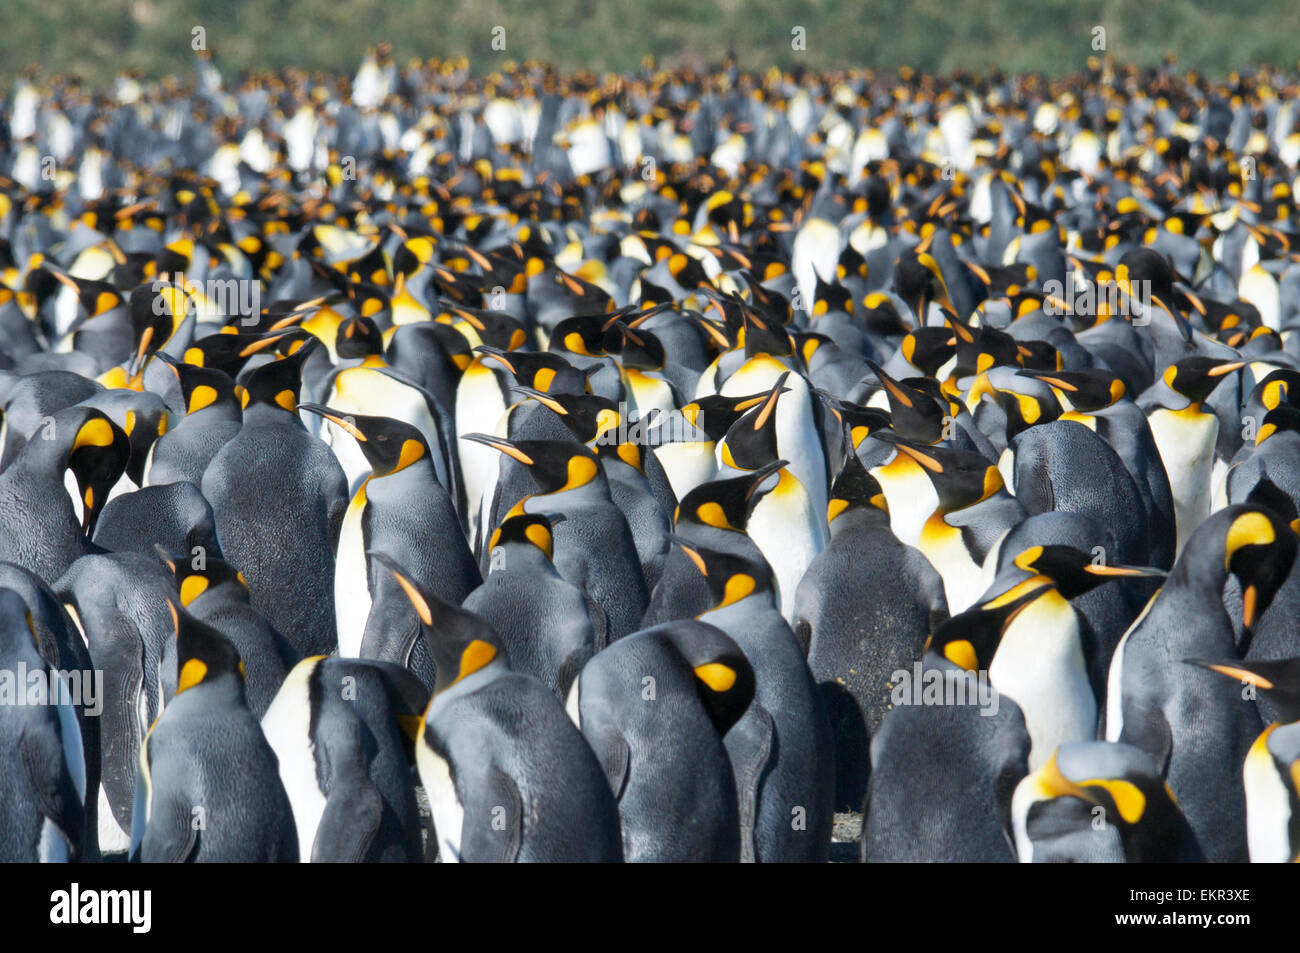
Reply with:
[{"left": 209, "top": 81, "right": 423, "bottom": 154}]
[
  {"left": 585, "top": 721, "right": 631, "bottom": 800},
  {"left": 312, "top": 729, "right": 384, "bottom": 863},
  {"left": 138, "top": 790, "right": 199, "bottom": 864},
  {"left": 461, "top": 766, "right": 523, "bottom": 863},
  {"left": 19, "top": 726, "right": 84, "bottom": 862},
  {"left": 725, "top": 705, "right": 776, "bottom": 864}
]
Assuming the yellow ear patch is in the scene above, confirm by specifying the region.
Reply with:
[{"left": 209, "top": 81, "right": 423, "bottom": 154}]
[
  {"left": 720, "top": 573, "right": 755, "bottom": 608},
  {"left": 1078, "top": 778, "right": 1146, "bottom": 824},
  {"left": 564, "top": 455, "right": 598, "bottom": 490},
  {"left": 188, "top": 384, "right": 218, "bottom": 414},
  {"left": 179, "top": 575, "right": 209, "bottom": 607},
  {"left": 694, "top": 663, "right": 737, "bottom": 692},
  {"left": 524, "top": 523, "right": 552, "bottom": 557},
  {"left": 943, "top": 639, "right": 978, "bottom": 672},
  {"left": 73, "top": 418, "right": 115, "bottom": 451},
  {"left": 1225, "top": 512, "right": 1276, "bottom": 568},
  {"left": 177, "top": 658, "right": 208, "bottom": 693},
  {"left": 457, "top": 639, "right": 497, "bottom": 682},
  {"left": 274, "top": 390, "right": 297, "bottom": 412},
  {"left": 396, "top": 438, "right": 425, "bottom": 470}
]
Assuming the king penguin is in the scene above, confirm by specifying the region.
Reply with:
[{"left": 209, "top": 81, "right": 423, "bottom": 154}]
[
  {"left": 129, "top": 602, "right": 298, "bottom": 862},
  {"left": 675, "top": 539, "right": 834, "bottom": 861},
  {"left": 1106, "top": 505, "right": 1297, "bottom": 861},
  {"left": 299, "top": 404, "right": 479, "bottom": 659},
  {"left": 200, "top": 341, "right": 348, "bottom": 656},
  {"left": 566, "top": 618, "right": 756, "bottom": 861},
  {"left": 377, "top": 553, "right": 623, "bottom": 861}
]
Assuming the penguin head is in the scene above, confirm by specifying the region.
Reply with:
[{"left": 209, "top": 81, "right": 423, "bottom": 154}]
[
  {"left": 671, "top": 538, "right": 775, "bottom": 613},
  {"left": 1160, "top": 356, "right": 1244, "bottom": 405},
  {"left": 239, "top": 337, "right": 320, "bottom": 415},
  {"left": 1018, "top": 367, "right": 1126, "bottom": 412},
  {"left": 29, "top": 407, "right": 131, "bottom": 536},
  {"left": 896, "top": 325, "right": 956, "bottom": 377},
  {"left": 126, "top": 281, "right": 182, "bottom": 382},
  {"left": 155, "top": 352, "right": 241, "bottom": 417},
  {"left": 334, "top": 314, "right": 385, "bottom": 361},
  {"left": 678, "top": 389, "right": 776, "bottom": 443},
  {"left": 480, "top": 345, "right": 590, "bottom": 395},
  {"left": 486, "top": 513, "right": 557, "bottom": 562},
  {"left": 462, "top": 435, "right": 601, "bottom": 497},
  {"left": 1010, "top": 545, "right": 1165, "bottom": 599},
  {"left": 1218, "top": 505, "right": 1298, "bottom": 631},
  {"left": 182, "top": 330, "right": 284, "bottom": 378},
  {"left": 1014, "top": 742, "right": 1194, "bottom": 863},
  {"left": 1255, "top": 405, "right": 1300, "bottom": 447},
  {"left": 298, "top": 404, "right": 428, "bottom": 477},
  {"left": 718, "top": 372, "right": 788, "bottom": 471},
  {"left": 511, "top": 386, "right": 621, "bottom": 444},
  {"left": 659, "top": 620, "right": 756, "bottom": 736},
  {"left": 155, "top": 545, "right": 246, "bottom": 609},
  {"left": 674, "top": 460, "right": 785, "bottom": 532},
  {"left": 371, "top": 551, "right": 505, "bottom": 694},
  {"left": 1185, "top": 656, "right": 1300, "bottom": 726},
  {"left": 875, "top": 430, "right": 1003, "bottom": 511},
  {"left": 826, "top": 439, "right": 887, "bottom": 526},
  {"left": 924, "top": 584, "right": 1045, "bottom": 672},
  {"left": 865, "top": 359, "right": 946, "bottom": 443},
  {"left": 168, "top": 599, "right": 246, "bottom": 696}
]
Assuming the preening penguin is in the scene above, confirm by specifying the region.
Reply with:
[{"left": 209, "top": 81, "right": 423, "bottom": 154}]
[
  {"left": 377, "top": 554, "right": 623, "bottom": 862},
  {"left": 130, "top": 603, "right": 298, "bottom": 862}
]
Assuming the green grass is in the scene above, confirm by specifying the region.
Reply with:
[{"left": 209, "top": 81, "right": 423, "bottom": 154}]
[{"left": 3, "top": 0, "right": 1297, "bottom": 88}]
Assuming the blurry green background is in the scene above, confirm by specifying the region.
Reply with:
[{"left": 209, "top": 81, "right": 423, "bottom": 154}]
[{"left": 4, "top": 0, "right": 1297, "bottom": 86}]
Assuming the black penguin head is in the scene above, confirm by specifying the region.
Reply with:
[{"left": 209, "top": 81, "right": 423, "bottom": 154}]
[
  {"left": 865, "top": 359, "right": 946, "bottom": 443},
  {"left": 461, "top": 435, "right": 600, "bottom": 496},
  {"left": 1219, "top": 506, "right": 1298, "bottom": 632},
  {"left": 892, "top": 249, "right": 952, "bottom": 320},
  {"left": 1185, "top": 656, "right": 1300, "bottom": 726},
  {"left": 126, "top": 281, "right": 182, "bottom": 380},
  {"left": 512, "top": 386, "right": 620, "bottom": 444},
  {"left": 239, "top": 337, "right": 320, "bottom": 414},
  {"left": 827, "top": 443, "right": 887, "bottom": 525},
  {"left": 1018, "top": 368, "right": 1126, "bottom": 412},
  {"left": 678, "top": 389, "right": 774, "bottom": 443},
  {"left": 896, "top": 325, "right": 956, "bottom": 377},
  {"left": 1010, "top": 545, "right": 1165, "bottom": 599},
  {"left": 486, "top": 513, "right": 556, "bottom": 562},
  {"left": 924, "top": 584, "right": 1045, "bottom": 672},
  {"left": 480, "top": 345, "right": 588, "bottom": 394},
  {"left": 155, "top": 545, "right": 246, "bottom": 609},
  {"left": 298, "top": 404, "right": 428, "bottom": 477},
  {"left": 659, "top": 620, "right": 756, "bottom": 737},
  {"left": 181, "top": 330, "right": 287, "bottom": 378},
  {"left": 40, "top": 407, "right": 131, "bottom": 536},
  {"left": 674, "top": 460, "right": 785, "bottom": 532},
  {"left": 1020, "top": 742, "right": 1192, "bottom": 862},
  {"left": 371, "top": 551, "right": 505, "bottom": 695},
  {"left": 875, "top": 430, "right": 1004, "bottom": 511},
  {"left": 1161, "top": 356, "right": 1244, "bottom": 405},
  {"left": 169, "top": 599, "right": 245, "bottom": 695},
  {"left": 1255, "top": 405, "right": 1300, "bottom": 447},
  {"left": 671, "top": 538, "right": 774, "bottom": 612},
  {"left": 718, "top": 372, "right": 788, "bottom": 471},
  {"left": 155, "top": 352, "right": 241, "bottom": 417},
  {"left": 334, "top": 314, "right": 385, "bottom": 360}
]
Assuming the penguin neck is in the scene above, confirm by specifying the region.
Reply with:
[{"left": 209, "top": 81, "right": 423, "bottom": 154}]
[
  {"left": 241, "top": 403, "right": 305, "bottom": 429},
  {"left": 367, "top": 457, "right": 437, "bottom": 500},
  {"left": 184, "top": 402, "right": 243, "bottom": 426},
  {"left": 489, "top": 542, "right": 558, "bottom": 577},
  {"left": 827, "top": 506, "right": 890, "bottom": 540},
  {"left": 527, "top": 478, "right": 609, "bottom": 510},
  {"left": 185, "top": 580, "right": 249, "bottom": 611},
  {"left": 699, "top": 590, "right": 776, "bottom": 628}
]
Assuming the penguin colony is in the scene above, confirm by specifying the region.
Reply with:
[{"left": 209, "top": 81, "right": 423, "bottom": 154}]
[{"left": 2, "top": 49, "right": 1300, "bottom": 864}]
